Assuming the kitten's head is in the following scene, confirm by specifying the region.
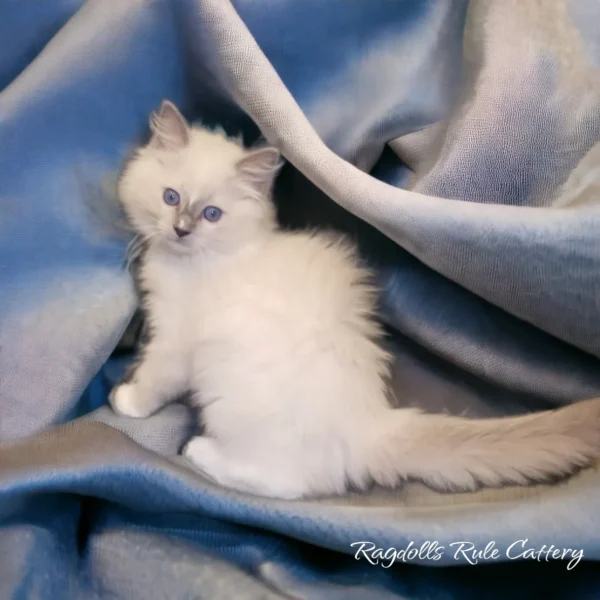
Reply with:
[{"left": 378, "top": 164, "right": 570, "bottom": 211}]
[{"left": 118, "top": 100, "right": 282, "bottom": 257}]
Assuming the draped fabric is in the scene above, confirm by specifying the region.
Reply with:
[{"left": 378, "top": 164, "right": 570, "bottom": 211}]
[{"left": 1, "top": 1, "right": 600, "bottom": 597}]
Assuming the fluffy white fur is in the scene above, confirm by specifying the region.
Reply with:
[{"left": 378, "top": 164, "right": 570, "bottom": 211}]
[{"left": 110, "top": 100, "right": 600, "bottom": 499}]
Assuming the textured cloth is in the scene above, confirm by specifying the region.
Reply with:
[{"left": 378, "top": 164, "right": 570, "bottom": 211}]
[{"left": 1, "top": 1, "right": 600, "bottom": 598}]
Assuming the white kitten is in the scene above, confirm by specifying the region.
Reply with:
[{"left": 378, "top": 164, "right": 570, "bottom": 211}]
[{"left": 110, "top": 100, "right": 600, "bottom": 499}]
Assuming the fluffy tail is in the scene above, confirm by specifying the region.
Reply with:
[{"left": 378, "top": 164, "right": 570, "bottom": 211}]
[{"left": 367, "top": 398, "right": 600, "bottom": 491}]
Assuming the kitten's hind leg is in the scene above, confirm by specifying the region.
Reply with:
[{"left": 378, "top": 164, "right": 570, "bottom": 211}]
[
  {"left": 183, "top": 437, "right": 305, "bottom": 500},
  {"left": 109, "top": 342, "right": 188, "bottom": 418}
]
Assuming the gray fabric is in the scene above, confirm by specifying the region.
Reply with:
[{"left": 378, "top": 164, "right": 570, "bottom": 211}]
[{"left": 1, "top": 0, "right": 600, "bottom": 598}]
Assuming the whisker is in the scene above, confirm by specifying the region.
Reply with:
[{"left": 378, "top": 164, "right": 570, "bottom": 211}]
[
  {"left": 125, "top": 234, "right": 141, "bottom": 257},
  {"left": 123, "top": 218, "right": 170, "bottom": 273},
  {"left": 125, "top": 233, "right": 151, "bottom": 272}
]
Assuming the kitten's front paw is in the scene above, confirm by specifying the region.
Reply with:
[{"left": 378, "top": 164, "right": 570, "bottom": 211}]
[{"left": 109, "top": 383, "right": 152, "bottom": 418}]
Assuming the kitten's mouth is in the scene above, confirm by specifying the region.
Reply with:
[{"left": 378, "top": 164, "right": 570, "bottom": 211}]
[{"left": 164, "top": 236, "right": 193, "bottom": 253}]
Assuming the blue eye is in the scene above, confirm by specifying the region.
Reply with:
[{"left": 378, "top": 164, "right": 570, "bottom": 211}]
[
  {"left": 163, "top": 188, "right": 180, "bottom": 206},
  {"left": 203, "top": 205, "right": 222, "bottom": 222}
]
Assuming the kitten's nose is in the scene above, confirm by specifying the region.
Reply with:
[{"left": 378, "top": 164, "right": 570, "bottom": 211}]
[{"left": 174, "top": 226, "right": 191, "bottom": 238}]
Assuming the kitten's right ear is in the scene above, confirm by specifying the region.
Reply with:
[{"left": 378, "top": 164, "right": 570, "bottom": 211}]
[
  {"left": 235, "top": 146, "right": 283, "bottom": 197},
  {"left": 148, "top": 100, "right": 189, "bottom": 150}
]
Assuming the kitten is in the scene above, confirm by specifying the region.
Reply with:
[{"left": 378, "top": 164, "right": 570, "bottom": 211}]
[{"left": 110, "top": 100, "right": 600, "bottom": 499}]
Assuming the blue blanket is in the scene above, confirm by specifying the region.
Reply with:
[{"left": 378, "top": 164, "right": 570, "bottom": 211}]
[{"left": 2, "top": 1, "right": 600, "bottom": 598}]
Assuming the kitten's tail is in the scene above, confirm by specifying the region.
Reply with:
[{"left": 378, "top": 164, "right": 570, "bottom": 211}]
[{"left": 367, "top": 397, "right": 600, "bottom": 491}]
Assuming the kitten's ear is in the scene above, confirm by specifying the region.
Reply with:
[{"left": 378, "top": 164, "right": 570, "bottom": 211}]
[
  {"left": 148, "top": 100, "right": 189, "bottom": 150},
  {"left": 235, "top": 146, "right": 283, "bottom": 196}
]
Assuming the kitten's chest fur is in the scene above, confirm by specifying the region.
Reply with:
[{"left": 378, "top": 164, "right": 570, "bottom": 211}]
[
  {"left": 137, "top": 232, "right": 382, "bottom": 401},
  {"left": 140, "top": 240, "right": 309, "bottom": 355},
  {"left": 141, "top": 250, "right": 240, "bottom": 347}
]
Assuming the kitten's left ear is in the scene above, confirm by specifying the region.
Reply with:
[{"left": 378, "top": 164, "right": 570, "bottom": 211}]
[
  {"left": 148, "top": 100, "right": 190, "bottom": 150},
  {"left": 235, "top": 146, "right": 283, "bottom": 196}
]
